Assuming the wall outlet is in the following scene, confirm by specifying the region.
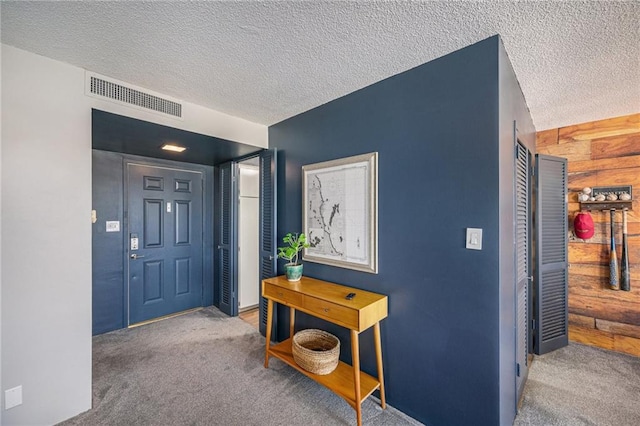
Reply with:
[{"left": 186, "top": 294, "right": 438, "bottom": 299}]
[{"left": 5, "top": 385, "right": 22, "bottom": 410}]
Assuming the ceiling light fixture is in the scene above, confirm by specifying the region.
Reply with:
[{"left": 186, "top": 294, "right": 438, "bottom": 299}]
[{"left": 161, "top": 144, "right": 187, "bottom": 153}]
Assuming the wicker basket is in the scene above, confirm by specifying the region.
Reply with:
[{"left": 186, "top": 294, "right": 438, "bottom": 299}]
[{"left": 292, "top": 329, "right": 340, "bottom": 375}]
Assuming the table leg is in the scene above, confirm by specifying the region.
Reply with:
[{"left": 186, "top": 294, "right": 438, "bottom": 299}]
[
  {"left": 351, "top": 329, "right": 362, "bottom": 426},
  {"left": 374, "top": 322, "right": 386, "bottom": 409},
  {"left": 264, "top": 298, "right": 273, "bottom": 368},
  {"left": 290, "top": 307, "right": 296, "bottom": 339}
]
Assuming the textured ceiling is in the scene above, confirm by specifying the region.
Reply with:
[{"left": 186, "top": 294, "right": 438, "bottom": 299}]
[{"left": 1, "top": 1, "right": 638, "bottom": 130}]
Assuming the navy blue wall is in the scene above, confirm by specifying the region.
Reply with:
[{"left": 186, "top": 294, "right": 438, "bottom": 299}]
[
  {"left": 269, "top": 37, "right": 508, "bottom": 425},
  {"left": 92, "top": 150, "right": 126, "bottom": 334},
  {"left": 92, "top": 150, "right": 215, "bottom": 335}
]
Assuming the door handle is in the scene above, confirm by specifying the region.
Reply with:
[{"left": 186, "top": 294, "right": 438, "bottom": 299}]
[{"left": 130, "top": 254, "right": 145, "bottom": 260}]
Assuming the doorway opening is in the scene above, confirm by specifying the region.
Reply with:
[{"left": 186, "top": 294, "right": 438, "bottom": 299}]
[
  {"left": 238, "top": 157, "right": 261, "bottom": 321},
  {"left": 92, "top": 150, "right": 215, "bottom": 335},
  {"left": 91, "top": 109, "right": 262, "bottom": 335},
  {"left": 216, "top": 150, "right": 277, "bottom": 337}
]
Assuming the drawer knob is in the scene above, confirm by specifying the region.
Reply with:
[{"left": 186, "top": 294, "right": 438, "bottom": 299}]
[
  {"left": 277, "top": 292, "right": 283, "bottom": 296},
  {"left": 324, "top": 308, "right": 330, "bottom": 313}
]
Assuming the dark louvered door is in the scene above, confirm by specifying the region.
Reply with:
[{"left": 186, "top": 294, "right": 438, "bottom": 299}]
[
  {"left": 259, "top": 149, "right": 277, "bottom": 337},
  {"left": 218, "top": 161, "right": 238, "bottom": 316},
  {"left": 515, "top": 142, "right": 531, "bottom": 402},
  {"left": 535, "top": 154, "right": 568, "bottom": 354}
]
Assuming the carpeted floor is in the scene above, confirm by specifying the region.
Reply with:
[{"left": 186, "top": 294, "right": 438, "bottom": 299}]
[
  {"left": 59, "top": 307, "right": 640, "bottom": 426},
  {"left": 514, "top": 342, "right": 640, "bottom": 426},
  {"left": 59, "top": 307, "right": 419, "bottom": 426}
]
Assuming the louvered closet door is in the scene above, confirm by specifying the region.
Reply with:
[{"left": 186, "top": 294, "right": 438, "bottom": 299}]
[
  {"left": 515, "top": 142, "right": 531, "bottom": 402},
  {"left": 535, "top": 154, "right": 569, "bottom": 354},
  {"left": 259, "top": 149, "right": 277, "bottom": 338},
  {"left": 218, "top": 161, "right": 238, "bottom": 316}
]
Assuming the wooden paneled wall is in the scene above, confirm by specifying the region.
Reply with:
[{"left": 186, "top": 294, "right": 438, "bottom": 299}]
[{"left": 537, "top": 113, "right": 640, "bottom": 356}]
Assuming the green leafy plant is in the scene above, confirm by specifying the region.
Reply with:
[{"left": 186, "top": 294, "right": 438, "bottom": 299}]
[{"left": 277, "top": 232, "right": 310, "bottom": 266}]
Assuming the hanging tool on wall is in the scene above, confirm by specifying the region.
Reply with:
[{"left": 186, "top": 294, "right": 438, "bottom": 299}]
[
  {"left": 621, "top": 208, "right": 630, "bottom": 291},
  {"left": 609, "top": 209, "right": 620, "bottom": 290}
]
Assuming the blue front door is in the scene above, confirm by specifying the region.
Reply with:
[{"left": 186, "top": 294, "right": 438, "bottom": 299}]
[{"left": 127, "top": 163, "right": 203, "bottom": 325}]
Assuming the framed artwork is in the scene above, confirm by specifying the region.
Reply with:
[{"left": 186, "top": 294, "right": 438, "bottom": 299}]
[{"left": 302, "top": 152, "right": 378, "bottom": 274}]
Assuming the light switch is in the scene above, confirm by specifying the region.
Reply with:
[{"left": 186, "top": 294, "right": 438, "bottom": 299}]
[
  {"left": 106, "top": 221, "right": 120, "bottom": 232},
  {"left": 466, "top": 228, "right": 483, "bottom": 250}
]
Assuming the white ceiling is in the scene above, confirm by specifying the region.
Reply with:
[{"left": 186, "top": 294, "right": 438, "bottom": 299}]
[{"left": 1, "top": 1, "right": 638, "bottom": 131}]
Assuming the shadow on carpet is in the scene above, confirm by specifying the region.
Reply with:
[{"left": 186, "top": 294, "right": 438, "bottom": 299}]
[{"left": 59, "top": 307, "right": 420, "bottom": 426}]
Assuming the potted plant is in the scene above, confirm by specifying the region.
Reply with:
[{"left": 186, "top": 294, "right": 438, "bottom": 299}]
[{"left": 278, "top": 232, "right": 310, "bottom": 282}]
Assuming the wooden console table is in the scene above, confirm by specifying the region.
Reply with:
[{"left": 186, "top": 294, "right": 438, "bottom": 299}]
[{"left": 262, "top": 275, "right": 388, "bottom": 426}]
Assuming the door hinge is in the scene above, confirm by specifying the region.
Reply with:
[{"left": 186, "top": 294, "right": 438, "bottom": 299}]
[
  {"left": 531, "top": 319, "right": 536, "bottom": 330},
  {"left": 531, "top": 166, "right": 535, "bottom": 177},
  {"left": 516, "top": 363, "right": 521, "bottom": 377}
]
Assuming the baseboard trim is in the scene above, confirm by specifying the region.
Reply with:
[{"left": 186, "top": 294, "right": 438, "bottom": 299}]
[
  {"left": 369, "top": 395, "right": 424, "bottom": 425},
  {"left": 129, "top": 307, "right": 202, "bottom": 328}
]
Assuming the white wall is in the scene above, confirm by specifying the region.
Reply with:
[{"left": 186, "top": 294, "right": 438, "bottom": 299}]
[
  {"left": 0, "top": 44, "right": 267, "bottom": 425},
  {"left": 1, "top": 43, "right": 92, "bottom": 426},
  {"left": 86, "top": 73, "right": 268, "bottom": 148},
  {"left": 0, "top": 26, "right": 4, "bottom": 426}
]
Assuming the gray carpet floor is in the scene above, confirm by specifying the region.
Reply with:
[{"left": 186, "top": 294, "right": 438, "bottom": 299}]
[
  {"left": 514, "top": 342, "right": 640, "bottom": 426},
  {"left": 59, "top": 307, "right": 640, "bottom": 426},
  {"left": 59, "top": 307, "right": 419, "bottom": 426}
]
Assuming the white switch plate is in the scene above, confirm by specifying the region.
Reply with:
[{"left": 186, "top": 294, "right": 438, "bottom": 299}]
[
  {"left": 106, "top": 221, "right": 120, "bottom": 232},
  {"left": 466, "top": 228, "right": 483, "bottom": 250},
  {"left": 5, "top": 385, "right": 22, "bottom": 410}
]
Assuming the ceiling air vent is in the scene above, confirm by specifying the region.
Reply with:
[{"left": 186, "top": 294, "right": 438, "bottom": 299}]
[{"left": 87, "top": 74, "right": 182, "bottom": 118}]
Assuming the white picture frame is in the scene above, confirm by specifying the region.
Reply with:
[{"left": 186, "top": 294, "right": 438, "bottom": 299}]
[{"left": 302, "top": 152, "right": 378, "bottom": 274}]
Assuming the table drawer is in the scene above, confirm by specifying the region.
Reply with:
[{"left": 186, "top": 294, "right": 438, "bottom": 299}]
[
  {"left": 304, "top": 296, "right": 358, "bottom": 329},
  {"left": 264, "top": 283, "right": 303, "bottom": 306}
]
